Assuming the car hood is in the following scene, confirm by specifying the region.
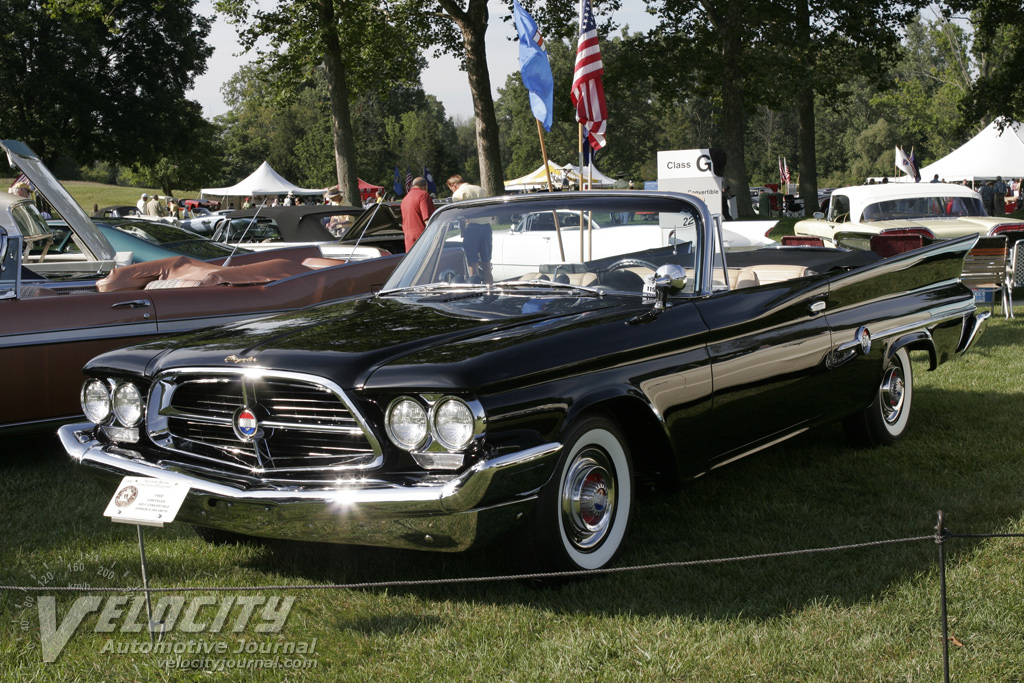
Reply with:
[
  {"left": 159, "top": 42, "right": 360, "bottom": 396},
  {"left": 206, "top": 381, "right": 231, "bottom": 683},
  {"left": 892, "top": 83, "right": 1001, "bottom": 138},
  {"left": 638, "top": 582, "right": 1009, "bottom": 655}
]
[
  {"left": 89, "top": 291, "right": 640, "bottom": 390},
  {"left": 1, "top": 139, "right": 116, "bottom": 260}
]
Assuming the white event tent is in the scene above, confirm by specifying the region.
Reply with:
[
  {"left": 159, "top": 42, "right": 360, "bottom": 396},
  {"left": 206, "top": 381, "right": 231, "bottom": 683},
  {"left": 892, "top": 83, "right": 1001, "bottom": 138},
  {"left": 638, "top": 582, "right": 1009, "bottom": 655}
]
[
  {"left": 917, "top": 120, "right": 1024, "bottom": 182},
  {"left": 504, "top": 161, "right": 617, "bottom": 192},
  {"left": 201, "top": 162, "right": 327, "bottom": 206}
]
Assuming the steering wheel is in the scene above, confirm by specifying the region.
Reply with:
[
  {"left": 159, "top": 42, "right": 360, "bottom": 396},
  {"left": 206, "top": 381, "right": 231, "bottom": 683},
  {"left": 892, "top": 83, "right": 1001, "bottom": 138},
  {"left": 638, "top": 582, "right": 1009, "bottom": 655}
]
[{"left": 605, "top": 258, "right": 658, "bottom": 273}]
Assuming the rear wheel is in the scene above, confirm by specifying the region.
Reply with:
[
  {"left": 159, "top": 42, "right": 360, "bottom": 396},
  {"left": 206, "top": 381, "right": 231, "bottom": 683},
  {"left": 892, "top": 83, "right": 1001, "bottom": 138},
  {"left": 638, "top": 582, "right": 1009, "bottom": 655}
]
[
  {"left": 519, "top": 416, "right": 634, "bottom": 573},
  {"left": 843, "top": 347, "right": 913, "bottom": 448}
]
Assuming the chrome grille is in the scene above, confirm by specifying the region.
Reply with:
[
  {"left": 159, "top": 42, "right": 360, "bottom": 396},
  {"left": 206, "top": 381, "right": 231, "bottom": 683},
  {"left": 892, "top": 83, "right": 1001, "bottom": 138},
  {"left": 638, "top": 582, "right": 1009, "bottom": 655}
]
[{"left": 148, "top": 369, "right": 382, "bottom": 481}]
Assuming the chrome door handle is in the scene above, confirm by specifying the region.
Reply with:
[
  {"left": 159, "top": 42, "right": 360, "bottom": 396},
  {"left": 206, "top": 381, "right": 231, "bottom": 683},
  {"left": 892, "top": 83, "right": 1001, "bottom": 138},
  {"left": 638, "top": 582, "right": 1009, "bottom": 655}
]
[
  {"left": 809, "top": 300, "right": 826, "bottom": 314},
  {"left": 111, "top": 299, "right": 151, "bottom": 309}
]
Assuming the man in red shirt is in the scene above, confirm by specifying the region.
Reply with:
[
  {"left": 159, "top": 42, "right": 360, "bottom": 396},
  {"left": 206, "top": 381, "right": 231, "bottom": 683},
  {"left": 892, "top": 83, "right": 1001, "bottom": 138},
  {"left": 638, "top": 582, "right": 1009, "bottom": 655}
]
[{"left": 400, "top": 177, "right": 435, "bottom": 252}]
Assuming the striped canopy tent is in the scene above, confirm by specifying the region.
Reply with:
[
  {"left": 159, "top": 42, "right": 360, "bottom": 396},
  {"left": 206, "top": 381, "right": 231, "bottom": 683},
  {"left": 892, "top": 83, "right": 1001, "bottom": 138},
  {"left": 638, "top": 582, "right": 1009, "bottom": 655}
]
[{"left": 504, "top": 161, "right": 579, "bottom": 192}]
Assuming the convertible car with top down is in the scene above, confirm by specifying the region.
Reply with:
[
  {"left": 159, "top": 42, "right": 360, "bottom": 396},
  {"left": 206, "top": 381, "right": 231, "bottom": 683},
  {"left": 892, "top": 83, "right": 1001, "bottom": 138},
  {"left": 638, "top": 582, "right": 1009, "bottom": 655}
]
[
  {"left": 62, "top": 190, "right": 988, "bottom": 573},
  {"left": 0, "top": 139, "right": 400, "bottom": 434}
]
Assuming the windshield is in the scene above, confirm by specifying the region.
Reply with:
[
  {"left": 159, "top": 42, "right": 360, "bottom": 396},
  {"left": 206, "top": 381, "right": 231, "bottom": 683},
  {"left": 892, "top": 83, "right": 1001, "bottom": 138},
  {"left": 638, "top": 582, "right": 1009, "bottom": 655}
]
[
  {"left": 861, "top": 195, "right": 987, "bottom": 222},
  {"left": 105, "top": 220, "right": 245, "bottom": 259},
  {"left": 382, "top": 194, "right": 704, "bottom": 295}
]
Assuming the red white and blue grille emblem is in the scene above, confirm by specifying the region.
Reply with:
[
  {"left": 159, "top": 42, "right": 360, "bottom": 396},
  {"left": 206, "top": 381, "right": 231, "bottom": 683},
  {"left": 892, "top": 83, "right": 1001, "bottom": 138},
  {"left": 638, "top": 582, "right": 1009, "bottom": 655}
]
[{"left": 234, "top": 407, "right": 260, "bottom": 441}]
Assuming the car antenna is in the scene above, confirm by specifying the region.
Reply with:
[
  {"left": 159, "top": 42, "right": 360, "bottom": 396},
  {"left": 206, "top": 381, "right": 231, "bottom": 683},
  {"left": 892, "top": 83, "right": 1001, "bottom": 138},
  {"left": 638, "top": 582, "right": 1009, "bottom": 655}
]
[
  {"left": 222, "top": 199, "right": 267, "bottom": 267},
  {"left": 341, "top": 200, "right": 384, "bottom": 261}
]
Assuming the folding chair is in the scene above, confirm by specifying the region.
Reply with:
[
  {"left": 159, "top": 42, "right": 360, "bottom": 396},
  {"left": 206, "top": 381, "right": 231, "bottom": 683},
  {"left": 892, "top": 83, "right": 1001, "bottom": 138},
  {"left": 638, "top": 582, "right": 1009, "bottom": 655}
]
[{"left": 960, "top": 235, "right": 1008, "bottom": 316}]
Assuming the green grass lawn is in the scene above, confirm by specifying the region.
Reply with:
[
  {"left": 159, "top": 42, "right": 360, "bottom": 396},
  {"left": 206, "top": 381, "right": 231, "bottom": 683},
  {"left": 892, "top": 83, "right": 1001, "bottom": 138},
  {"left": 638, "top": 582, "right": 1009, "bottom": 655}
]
[{"left": 2, "top": 312, "right": 1022, "bottom": 681}]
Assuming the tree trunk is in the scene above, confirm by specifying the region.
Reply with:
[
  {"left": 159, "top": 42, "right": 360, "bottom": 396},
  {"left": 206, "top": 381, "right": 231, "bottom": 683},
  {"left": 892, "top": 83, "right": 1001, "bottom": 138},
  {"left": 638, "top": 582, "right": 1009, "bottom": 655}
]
[
  {"left": 447, "top": 0, "right": 504, "bottom": 196},
  {"left": 796, "top": 87, "right": 817, "bottom": 216},
  {"left": 720, "top": 28, "right": 753, "bottom": 217},
  {"left": 794, "top": 0, "right": 817, "bottom": 215},
  {"left": 319, "top": 0, "right": 359, "bottom": 205}
]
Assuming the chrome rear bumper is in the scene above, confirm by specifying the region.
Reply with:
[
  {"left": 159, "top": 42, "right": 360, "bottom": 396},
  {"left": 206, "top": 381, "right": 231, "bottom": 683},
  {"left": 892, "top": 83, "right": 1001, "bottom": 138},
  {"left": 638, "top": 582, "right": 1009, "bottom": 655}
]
[{"left": 60, "top": 423, "right": 560, "bottom": 551}]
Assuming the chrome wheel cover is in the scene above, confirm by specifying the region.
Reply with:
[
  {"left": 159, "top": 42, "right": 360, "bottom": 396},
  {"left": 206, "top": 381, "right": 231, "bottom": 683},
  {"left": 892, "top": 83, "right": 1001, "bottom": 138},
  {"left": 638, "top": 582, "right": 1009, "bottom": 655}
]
[
  {"left": 560, "top": 448, "right": 616, "bottom": 552},
  {"left": 880, "top": 365, "right": 906, "bottom": 425}
]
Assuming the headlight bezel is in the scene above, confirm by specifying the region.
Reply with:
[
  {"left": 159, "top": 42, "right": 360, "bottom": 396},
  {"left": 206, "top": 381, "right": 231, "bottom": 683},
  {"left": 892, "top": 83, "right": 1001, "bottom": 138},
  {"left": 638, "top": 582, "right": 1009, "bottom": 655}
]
[{"left": 384, "top": 394, "right": 485, "bottom": 456}]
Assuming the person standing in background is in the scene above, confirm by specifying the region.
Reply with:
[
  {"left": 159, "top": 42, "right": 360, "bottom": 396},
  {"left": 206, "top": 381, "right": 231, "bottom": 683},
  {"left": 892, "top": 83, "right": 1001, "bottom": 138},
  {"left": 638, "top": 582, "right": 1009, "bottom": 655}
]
[
  {"left": 447, "top": 175, "right": 490, "bottom": 283},
  {"left": 447, "top": 174, "right": 484, "bottom": 201},
  {"left": 400, "top": 177, "right": 435, "bottom": 252},
  {"left": 993, "top": 176, "right": 1007, "bottom": 216}
]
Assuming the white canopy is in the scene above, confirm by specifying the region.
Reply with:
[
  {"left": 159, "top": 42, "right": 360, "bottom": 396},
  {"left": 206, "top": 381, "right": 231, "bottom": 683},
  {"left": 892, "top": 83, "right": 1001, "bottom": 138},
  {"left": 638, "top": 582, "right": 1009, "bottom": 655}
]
[
  {"left": 561, "top": 163, "right": 617, "bottom": 188},
  {"left": 201, "top": 161, "right": 326, "bottom": 198},
  {"left": 503, "top": 161, "right": 617, "bottom": 192},
  {"left": 918, "top": 120, "right": 1024, "bottom": 182}
]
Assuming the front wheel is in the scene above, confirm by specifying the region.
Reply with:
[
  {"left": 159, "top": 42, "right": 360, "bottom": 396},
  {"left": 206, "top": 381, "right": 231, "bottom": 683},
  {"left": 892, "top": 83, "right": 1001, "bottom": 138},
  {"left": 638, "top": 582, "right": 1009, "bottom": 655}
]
[
  {"left": 843, "top": 347, "right": 914, "bottom": 448},
  {"left": 518, "top": 416, "right": 634, "bottom": 573}
]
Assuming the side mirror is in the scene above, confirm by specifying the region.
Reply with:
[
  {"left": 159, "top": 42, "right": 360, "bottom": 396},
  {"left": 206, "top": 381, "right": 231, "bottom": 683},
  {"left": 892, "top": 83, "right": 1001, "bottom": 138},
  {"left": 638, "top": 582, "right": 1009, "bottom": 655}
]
[
  {"left": 643, "top": 263, "right": 687, "bottom": 310},
  {"left": 813, "top": 212, "right": 824, "bottom": 219}
]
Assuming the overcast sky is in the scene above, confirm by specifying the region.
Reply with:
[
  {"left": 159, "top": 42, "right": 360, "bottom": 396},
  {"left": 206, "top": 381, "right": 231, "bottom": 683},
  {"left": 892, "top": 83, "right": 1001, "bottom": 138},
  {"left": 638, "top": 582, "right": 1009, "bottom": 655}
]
[{"left": 186, "top": 0, "right": 657, "bottom": 121}]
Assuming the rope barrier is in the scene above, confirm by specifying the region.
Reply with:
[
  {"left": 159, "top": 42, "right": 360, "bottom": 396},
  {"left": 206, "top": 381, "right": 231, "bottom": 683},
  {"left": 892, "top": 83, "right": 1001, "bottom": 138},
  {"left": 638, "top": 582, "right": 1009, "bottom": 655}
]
[
  {"left": 3, "top": 511, "right": 1022, "bottom": 680},
  {"left": 0, "top": 534, "right": 937, "bottom": 594}
]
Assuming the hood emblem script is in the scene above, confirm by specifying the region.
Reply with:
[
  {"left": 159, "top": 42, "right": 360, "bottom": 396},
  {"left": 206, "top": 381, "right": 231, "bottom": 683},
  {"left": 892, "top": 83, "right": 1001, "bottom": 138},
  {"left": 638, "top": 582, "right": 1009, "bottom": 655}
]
[{"left": 225, "top": 355, "right": 258, "bottom": 364}]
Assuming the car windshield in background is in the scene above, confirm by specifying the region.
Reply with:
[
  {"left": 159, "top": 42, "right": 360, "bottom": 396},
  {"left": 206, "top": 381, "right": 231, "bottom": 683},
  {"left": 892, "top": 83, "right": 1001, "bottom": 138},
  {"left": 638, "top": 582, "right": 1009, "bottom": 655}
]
[
  {"left": 108, "top": 221, "right": 242, "bottom": 259},
  {"left": 383, "top": 195, "right": 704, "bottom": 294},
  {"left": 861, "top": 195, "right": 987, "bottom": 222}
]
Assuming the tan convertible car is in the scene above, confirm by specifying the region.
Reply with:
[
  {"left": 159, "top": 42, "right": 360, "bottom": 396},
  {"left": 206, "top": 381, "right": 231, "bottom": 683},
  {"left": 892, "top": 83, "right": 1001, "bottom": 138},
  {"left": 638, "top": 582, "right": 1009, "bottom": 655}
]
[{"left": 1, "top": 139, "right": 400, "bottom": 434}]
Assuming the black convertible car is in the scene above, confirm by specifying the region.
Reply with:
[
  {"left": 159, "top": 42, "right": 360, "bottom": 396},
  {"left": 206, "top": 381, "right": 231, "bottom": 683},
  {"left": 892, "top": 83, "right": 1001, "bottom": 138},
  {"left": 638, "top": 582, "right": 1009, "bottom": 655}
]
[{"left": 62, "top": 191, "right": 988, "bottom": 573}]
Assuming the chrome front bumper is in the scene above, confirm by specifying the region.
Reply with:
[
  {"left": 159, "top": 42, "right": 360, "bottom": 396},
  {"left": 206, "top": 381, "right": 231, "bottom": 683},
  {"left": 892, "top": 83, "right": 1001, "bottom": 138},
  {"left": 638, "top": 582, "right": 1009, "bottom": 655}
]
[{"left": 60, "top": 423, "right": 561, "bottom": 552}]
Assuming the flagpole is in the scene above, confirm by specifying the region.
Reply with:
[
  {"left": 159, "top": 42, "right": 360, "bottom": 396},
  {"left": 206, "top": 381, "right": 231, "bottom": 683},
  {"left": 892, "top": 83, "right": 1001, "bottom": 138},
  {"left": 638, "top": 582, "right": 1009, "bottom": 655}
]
[
  {"left": 537, "top": 119, "right": 554, "bottom": 192},
  {"left": 537, "top": 118, "right": 565, "bottom": 260}
]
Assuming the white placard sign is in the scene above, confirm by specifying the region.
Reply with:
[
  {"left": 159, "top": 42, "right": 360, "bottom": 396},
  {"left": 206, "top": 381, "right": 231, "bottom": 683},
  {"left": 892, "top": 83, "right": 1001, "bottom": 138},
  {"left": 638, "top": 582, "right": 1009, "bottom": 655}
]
[
  {"left": 657, "top": 149, "right": 724, "bottom": 215},
  {"left": 104, "top": 476, "right": 190, "bottom": 527}
]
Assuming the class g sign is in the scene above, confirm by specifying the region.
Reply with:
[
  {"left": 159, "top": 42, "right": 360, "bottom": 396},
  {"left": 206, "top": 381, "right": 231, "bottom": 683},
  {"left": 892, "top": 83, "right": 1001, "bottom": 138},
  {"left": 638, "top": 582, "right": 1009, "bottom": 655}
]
[{"left": 657, "top": 149, "right": 723, "bottom": 215}]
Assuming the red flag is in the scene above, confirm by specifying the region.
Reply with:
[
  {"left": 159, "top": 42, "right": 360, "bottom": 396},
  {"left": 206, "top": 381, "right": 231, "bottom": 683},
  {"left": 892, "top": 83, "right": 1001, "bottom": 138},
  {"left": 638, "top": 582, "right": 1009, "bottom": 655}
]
[{"left": 571, "top": 0, "right": 607, "bottom": 150}]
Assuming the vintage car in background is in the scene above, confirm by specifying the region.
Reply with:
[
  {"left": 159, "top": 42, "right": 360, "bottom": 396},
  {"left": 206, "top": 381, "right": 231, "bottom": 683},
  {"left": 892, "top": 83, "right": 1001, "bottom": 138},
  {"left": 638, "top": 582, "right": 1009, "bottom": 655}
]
[
  {"left": 210, "top": 205, "right": 391, "bottom": 261},
  {"left": 63, "top": 190, "right": 988, "bottom": 573},
  {"left": 0, "top": 139, "right": 402, "bottom": 434},
  {"left": 793, "top": 183, "right": 1024, "bottom": 249},
  {"left": 37, "top": 218, "right": 246, "bottom": 263}
]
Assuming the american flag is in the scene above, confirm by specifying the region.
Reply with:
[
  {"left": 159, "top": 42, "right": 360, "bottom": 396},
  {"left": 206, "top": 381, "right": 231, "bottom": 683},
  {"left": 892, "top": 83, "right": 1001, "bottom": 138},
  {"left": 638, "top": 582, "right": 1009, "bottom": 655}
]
[
  {"left": 405, "top": 169, "right": 413, "bottom": 192},
  {"left": 571, "top": 0, "right": 607, "bottom": 150},
  {"left": 779, "top": 156, "right": 791, "bottom": 186}
]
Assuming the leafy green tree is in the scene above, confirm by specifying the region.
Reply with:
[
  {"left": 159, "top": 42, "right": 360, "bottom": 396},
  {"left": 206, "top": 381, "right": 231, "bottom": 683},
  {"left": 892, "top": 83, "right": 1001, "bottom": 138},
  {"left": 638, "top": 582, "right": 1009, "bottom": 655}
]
[
  {"left": 392, "top": 0, "right": 506, "bottom": 195},
  {"left": 0, "top": 0, "right": 212, "bottom": 167},
  {"left": 947, "top": 0, "right": 1024, "bottom": 124},
  {"left": 216, "top": 0, "right": 424, "bottom": 205}
]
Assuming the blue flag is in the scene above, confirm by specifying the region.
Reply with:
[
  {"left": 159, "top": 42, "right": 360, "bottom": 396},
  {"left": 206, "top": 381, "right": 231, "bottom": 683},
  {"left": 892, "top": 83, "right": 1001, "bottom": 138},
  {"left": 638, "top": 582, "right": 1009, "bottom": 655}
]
[
  {"left": 423, "top": 166, "right": 437, "bottom": 194},
  {"left": 513, "top": 0, "right": 554, "bottom": 132},
  {"left": 393, "top": 165, "right": 404, "bottom": 196}
]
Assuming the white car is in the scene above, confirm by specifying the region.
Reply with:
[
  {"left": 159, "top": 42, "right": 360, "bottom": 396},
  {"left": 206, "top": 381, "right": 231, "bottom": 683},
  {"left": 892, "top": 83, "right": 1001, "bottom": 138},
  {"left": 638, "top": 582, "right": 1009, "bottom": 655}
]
[{"left": 794, "top": 183, "right": 1024, "bottom": 247}]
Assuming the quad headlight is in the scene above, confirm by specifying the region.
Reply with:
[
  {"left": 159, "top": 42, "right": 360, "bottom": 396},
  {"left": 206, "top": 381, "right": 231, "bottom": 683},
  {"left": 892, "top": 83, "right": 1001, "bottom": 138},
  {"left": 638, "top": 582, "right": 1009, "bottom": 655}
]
[
  {"left": 112, "top": 383, "right": 143, "bottom": 427},
  {"left": 80, "top": 379, "right": 145, "bottom": 443},
  {"left": 432, "top": 398, "right": 474, "bottom": 450},
  {"left": 81, "top": 379, "right": 112, "bottom": 424},
  {"left": 384, "top": 395, "right": 484, "bottom": 469},
  {"left": 386, "top": 398, "right": 429, "bottom": 450}
]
